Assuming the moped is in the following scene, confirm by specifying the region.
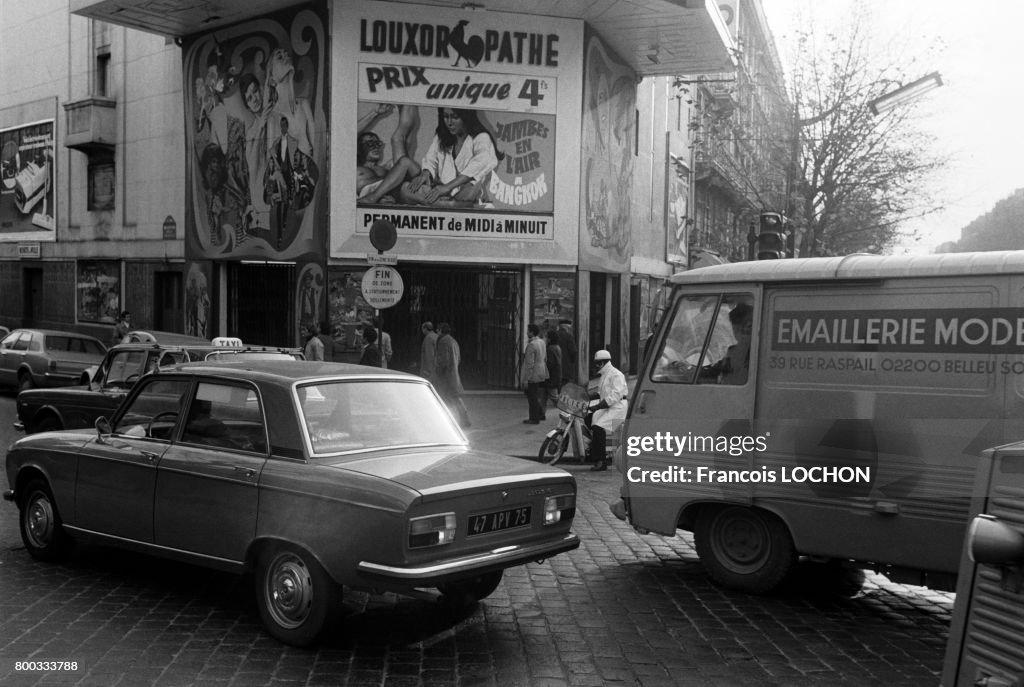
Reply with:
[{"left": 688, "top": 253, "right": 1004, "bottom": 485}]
[{"left": 538, "top": 384, "right": 593, "bottom": 465}]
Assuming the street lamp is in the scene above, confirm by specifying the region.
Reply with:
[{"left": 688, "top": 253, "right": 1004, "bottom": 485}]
[{"left": 867, "top": 71, "right": 943, "bottom": 115}]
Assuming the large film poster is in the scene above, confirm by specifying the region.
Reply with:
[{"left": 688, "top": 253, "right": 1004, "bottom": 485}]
[
  {"left": 335, "top": 4, "right": 583, "bottom": 260},
  {"left": 182, "top": 6, "right": 328, "bottom": 261},
  {"left": 0, "top": 119, "right": 56, "bottom": 238}
]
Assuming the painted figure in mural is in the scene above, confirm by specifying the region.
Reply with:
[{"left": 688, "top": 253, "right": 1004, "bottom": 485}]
[
  {"left": 297, "top": 265, "right": 322, "bottom": 337},
  {"left": 400, "top": 108, "right": 501, "bottom": 207},
  {"left": 267, "top": 116, "right": 298, "bottom": 247},
  {"left": 194, "top": 64, "right": 251, "bottom": 248},
  {"left": 356, "top": 105, "right": 422, "bottom": 205},
  {"left": 266, "top": 48, "right": 316, "bottom": 159},
  {"left": 238, "top": 71, "right": 273, "bottom": 236},
  {"left": 198, "top": 143, "right": 247, "bottom": 247},
  {"left": 186, "top": 265, "right": 211, "bottom": 339},
  {"left": 583, "top": 42, "right": 635, "bottom": 260}
]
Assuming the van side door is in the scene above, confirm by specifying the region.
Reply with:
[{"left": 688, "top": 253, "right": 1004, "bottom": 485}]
[{"left": 624, "top": 288, "right": 760, "bottom": 535}]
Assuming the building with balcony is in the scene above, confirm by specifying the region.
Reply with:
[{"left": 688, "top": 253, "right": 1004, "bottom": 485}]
[
  {"left": 686, "top": 0, "right": 790, "bottom": 264},
  {"left": 0, "top": 0, "right": 746, "bottom": 384}
]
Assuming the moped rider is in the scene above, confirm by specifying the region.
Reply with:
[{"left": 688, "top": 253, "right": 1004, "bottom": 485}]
[{"left": 588, "top": 349, "right": 627, "bottom": 471}]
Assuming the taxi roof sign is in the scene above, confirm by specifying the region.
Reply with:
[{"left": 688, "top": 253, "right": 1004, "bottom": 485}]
[{"left": 212, "top": 337, "right": 244, "bottom": 347}]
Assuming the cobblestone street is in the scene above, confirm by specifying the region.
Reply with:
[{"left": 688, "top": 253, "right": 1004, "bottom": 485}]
[{"left": 1, "top": 411, "right": 955, "bottom": 687}]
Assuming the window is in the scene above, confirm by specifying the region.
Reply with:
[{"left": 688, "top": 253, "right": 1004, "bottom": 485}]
[
  {"left": 182, "top": 381, "right": 267, "bottom": 453},
  {"left": 88, "top": 157, "right": 115, "bottom": 211},
  {"left": 652, "top": 294, "right": 754, "bottom": 385},
  {"left": 113, "top": 378, "right": 192, "bottom": 441},
  {"left": 95, "top": 52, "right": 111, "bottom": 97},
  {"left": 299, "top": 380, "right": 463, "bottom": 455}
]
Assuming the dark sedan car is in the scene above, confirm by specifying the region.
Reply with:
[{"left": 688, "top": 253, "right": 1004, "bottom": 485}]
[
  {"left": 0, "top": 328, "right": 107, "bottom": 391},
  {"left": 15, "top": 341, "right": 303, "bottom": 434},
  {"left": 5, "top": 361, "right": 579, "bottom": 646}
]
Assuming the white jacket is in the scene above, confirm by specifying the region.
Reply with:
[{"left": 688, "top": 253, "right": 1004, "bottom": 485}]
[{"left": 592, "top": 363, "right": 628, "bottom": 432}]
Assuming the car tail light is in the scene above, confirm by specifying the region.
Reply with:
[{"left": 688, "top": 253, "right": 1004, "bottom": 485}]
[
  {"left": 408, "top": 512, "right": 456, "bottom": 548},
  {"left": 49, "top": 360, "right": 57, "bottom": 371},
  {"left": 544, "top": 494, "right": 576, "bottom": 525}
]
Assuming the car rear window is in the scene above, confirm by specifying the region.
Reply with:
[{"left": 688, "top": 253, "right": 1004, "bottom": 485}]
[{"left": 298, "top": 380, "right": 463, "bottom": 454}]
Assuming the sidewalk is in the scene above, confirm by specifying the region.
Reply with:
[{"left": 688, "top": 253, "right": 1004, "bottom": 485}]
[{"left": 459, "top": 390, "right": 560, "bottom": 460}]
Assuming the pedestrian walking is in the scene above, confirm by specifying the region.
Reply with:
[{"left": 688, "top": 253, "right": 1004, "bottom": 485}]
[
  {"left": 435, "top": 322, "right": 471, "bottom": 428},
  {"left": 521, "top": 323, "right": 548, "bottom": 424},
  {"left": 359, "top": 325, "right": 383, "bottom": 367},
  {"left": 303, "top": 322, "right": 324, "bottom": 361},
  {"left": 420, "top": 321, "right": 439, "bottom": 381},
  {"left": 374, "top": 317, "right": 393, "bottom": 368},
  {"left": 587, "top": 349, "right": 628, "bottom": 471},
  {"left": 544, "top": 328, "right": 563, "bottom": 411},
  {"left": 557, "top": 319, "right": 577, "bottom": 386},
  {"left": 318, "top": 321, "right": 339, "bottom": 361},
  {"left": 112, "top": 310, "right": 132, "bottom": 346}
]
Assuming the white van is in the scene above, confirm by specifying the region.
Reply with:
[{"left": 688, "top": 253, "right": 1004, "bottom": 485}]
[{"left": 615, "top": 252, "right": 1024, "bottom": 593}]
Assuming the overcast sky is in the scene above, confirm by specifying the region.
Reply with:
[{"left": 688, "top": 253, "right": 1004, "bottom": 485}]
[{"left": 760, "top": 0, "right": 1024, "bottom": 253}]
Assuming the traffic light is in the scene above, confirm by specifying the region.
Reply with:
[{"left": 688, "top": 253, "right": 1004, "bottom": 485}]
[{"left": 757, "top": 212, "right": 788, "bottom": 260}]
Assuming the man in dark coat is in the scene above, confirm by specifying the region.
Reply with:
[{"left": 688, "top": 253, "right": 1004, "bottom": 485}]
[{"left": 557, "top": 319, "right": 577, "bottom": 386}]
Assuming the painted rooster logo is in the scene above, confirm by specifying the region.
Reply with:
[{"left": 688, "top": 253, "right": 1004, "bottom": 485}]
[{"left": 450, "top": 20, "right": 484, "bottom": 68}]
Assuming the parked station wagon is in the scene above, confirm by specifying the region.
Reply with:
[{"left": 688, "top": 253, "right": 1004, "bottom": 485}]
[
  {"left": 4, "top": 361, "right": 579, "bottom": 645},
  {"left": 0, "top": 328, "right": 107, "bottom": 391}
]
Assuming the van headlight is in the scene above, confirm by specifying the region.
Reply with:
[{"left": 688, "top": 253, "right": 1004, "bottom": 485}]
[
  {"left": 408, "top": 512, "right": 457, "bottom": 548},
  {"left": 544, "top": 494, "right": 576, "bottom": 525}
]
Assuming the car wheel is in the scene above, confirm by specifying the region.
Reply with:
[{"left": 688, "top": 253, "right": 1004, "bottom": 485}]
[
  {"left": 18, "top": 372, "right": 35, "bottom": 392},
  {"left": 694, "top": 506, "right": 795, "bottom": 594},
  {"left": 34, "top": 414, "right": 63, "bottom": 433},
  {"left": 19, "top": 478, "right": 71, "bottom": 562},
  {"left": 255, "top": 545, "right": 339, "bottom": 646},
  {"left": 439, "top": 570, "right": 503, "bottom": 607},
  {"left": 538, "top": 430, "right": 568, "bottom": 465}
]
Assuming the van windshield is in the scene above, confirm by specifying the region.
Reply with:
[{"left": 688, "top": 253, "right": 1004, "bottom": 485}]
[{"left": 652, "top": 294, "right": 753, "bottom": 385}]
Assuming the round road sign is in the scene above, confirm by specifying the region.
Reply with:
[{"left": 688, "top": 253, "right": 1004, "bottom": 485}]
[{"left": 361, "top": 266, "right": 404, "bottom": 309}]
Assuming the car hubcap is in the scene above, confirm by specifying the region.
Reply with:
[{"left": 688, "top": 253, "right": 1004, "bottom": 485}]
[
  {"left": 25, "top": 493, "right": 54, "bottom": 548},
  {"left": 266, "top": 553, "right": 313, "bottom": 629}
]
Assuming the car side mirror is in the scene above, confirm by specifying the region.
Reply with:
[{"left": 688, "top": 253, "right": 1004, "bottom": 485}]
[{"left": 95, "top": 416, "right": 113, "bottom": 442}]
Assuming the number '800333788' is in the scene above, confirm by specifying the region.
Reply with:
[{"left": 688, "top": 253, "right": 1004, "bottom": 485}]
[{"left": 15, "top": 661, "right": 79, "bottom": 671}]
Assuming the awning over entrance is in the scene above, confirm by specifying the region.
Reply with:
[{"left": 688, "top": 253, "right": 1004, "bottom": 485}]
[{"left": 70, "top": 0, "right": 735, "bottom": 77}]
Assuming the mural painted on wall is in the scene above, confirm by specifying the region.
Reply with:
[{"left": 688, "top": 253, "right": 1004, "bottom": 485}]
[
  {"left": 531, "top": 273, "right": 576, "bottom": 333},
  {"left": 667, "top": 162, "right": 689, "bottom": 265},
  {"left": 0, "top": 119, "right": 55, "bottom": 239},
  {"left": 579, "top": 31, "right": 635, "bottom": 271},
  {"left": 182, "top": 5, "right": 327, "bottom": 261},
  {"left": 76, "top": 261, "right": 121, "bottom": 324},
  {"left": 295, "top": 260, "right": 324, "bottom": 343},
  {"left": 185, "top": 262, "right": 213, "bottom": 339}
]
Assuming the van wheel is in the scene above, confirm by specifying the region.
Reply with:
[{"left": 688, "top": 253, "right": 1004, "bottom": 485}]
[
  {"left": 694, "top": 506, "right": 795, "bottom": 593},
  {"left": 255, "top": 544, "right": 340, "bottom": 646}
]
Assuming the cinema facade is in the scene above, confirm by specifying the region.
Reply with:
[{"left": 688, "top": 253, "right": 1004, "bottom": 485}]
[{"left": 0, "top": 0, "right": 733, "bottom": 388}]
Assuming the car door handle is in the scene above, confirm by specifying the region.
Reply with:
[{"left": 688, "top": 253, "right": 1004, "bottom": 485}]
[
  {"left": 233, "top": 466, "right": 256, "bottom": 479},
  {"left": 636, "top": 390, "right": 655, "bottom": 414},
  {"left": 141, "top": 451, "right": 159, "bottom": 463}
]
